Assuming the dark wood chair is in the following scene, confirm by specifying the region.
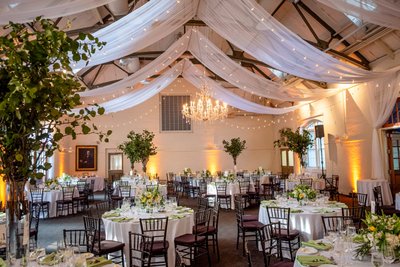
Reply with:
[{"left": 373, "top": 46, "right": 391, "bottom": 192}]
[
  {"left": 200, "top": 203, "right": 220, "bottom": 261},
  {"left": 139, "top": 217, "right": 169, "bottom": 266},
  {"left": 56, "top": 186, "right": 75, "bottom": 216},
  {"left": 128, "top": 232, "right": 152, "bottom": 267},
  {"left": 174, "top": 209, "right": 211, "bottom": 266},
  {"left": 373, "top": 186, "right": 399, "bottom": 215},
  {"left": 300, "top": 178, "right": 313, "bottom": 187},
  {"left": 84, "top": 216, "right": 125, "bottom": 266},
  {"left": 258, "top": 223, "right": 279, "bottom": 267},
  {"left": 341, "top": 206, "right": 365, "bottom": 230},
  {"left": 63, "top": 229, "right": 88, "bottom": 253},
  {"left": 266, "top": 207, "right": 300, "bottom": 261},
  {"left": 321, "top": 175, "right": 339, "bottom": 201},
  {"left": 352, "top": 192, "right": 368, "bottom": 207},
  {"left": 235, "top": 198, "right": 264, "bottom": 256},
  {"left": 215, "top": 181, "right": 231, "bottom": 210},
  {"left": 321, "top": 215, "right": 350, "bottom": 234},
  {"left": 30, "top": 188, "right": 50, "bottom": 218}
]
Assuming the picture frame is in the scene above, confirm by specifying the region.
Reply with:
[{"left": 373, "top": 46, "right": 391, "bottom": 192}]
[{"left": 76, "top": 145, "right": 97, "bottom": 171}]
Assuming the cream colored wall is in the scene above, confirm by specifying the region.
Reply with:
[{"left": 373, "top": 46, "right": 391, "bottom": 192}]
[{"left": 55, "top": 79, "right": 278, "bottom": 179}]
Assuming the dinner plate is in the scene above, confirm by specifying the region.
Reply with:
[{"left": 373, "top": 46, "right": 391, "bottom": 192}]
[
  {"left": 319, "top": 264, "right": 337, "bottom": 267},
  {"left": 81, "top": 252, "right": 94, "bottom": 259},
  {"left": 298, "top": 247, "right": 318, "bottom": 255}
]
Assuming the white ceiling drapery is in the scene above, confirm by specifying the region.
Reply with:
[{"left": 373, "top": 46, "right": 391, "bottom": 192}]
[
  {"left": 316, "top": 0, "right": 400, "bottom": 30},
  {"left": 0, "top": 0, "right": 116, "bottom": 24}
]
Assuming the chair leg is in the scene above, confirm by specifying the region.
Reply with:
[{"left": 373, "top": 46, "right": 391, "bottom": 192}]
[
  {"left": 242, "top": 230, "right": 246, "bottom": 256},
  {"left": 236, "top": 227, "right": 240, "bottom": 249},
  {"left": 215, "top": 233, "right": 220, "bottom": 261}
]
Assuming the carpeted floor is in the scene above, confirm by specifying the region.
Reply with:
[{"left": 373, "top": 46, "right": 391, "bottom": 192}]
[{"left": 36, "top": 193, "right": 353, "bottom": 266}]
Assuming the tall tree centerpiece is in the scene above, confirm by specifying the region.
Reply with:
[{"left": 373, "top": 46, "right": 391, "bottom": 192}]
[
  {"left": 222, "top": 137, "right": 247, "bottom": 171},
  {"left": 0, "top": 18, "right": 110, "bottom": 261},
  {"left": 118, "top": 130, "right": 157, "bottom": 174},
  {"left": 274, "top": 128, "right": 313, "bottom": 170}
]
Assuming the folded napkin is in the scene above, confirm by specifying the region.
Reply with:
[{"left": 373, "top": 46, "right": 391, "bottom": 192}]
[
  {"left": 177, "top": 209, "right": 193, "bottom": 214},
  {"left": 317, "top": 208, "right": 335, "bottom": 213},
  {"left": 291, "top": 209, "right": 303, "bottom": 213},
  {"left": 169, "top": 214, "right": 185, "bottom": 220},
  {"left": 302, "top": 240, "right": 333, "bottom": 251},
  {"left": 328, "top": 203, "right": 347, "bottom": 208},
  {"left": 86, "top": 257, "right": 113, "bottom": 267},
  {"left": 297, "top": 255, "right": 333, "bottom": 266},
  {"left": 110, "top": 217, "right": 132, "bottom": 223},
  {"left": 102, "top": 212, "right": 120, "bottom": 218},
  {"left": 0, "top": 258, "right": 5, "bottom": 267},
  {"left": 39, "top": 252, "right": 58, "bottom": 266}
]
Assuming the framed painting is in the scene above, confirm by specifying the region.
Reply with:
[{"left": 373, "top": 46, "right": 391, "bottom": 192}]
[{"left": 76, "top": 145, "right": 98, "bottom": 171}]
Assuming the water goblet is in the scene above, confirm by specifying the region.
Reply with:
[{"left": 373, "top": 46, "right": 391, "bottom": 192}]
[
  {"left": 371, "top": 251, "right": 384, "bottom": 267},
  {"left": 383, "top": 244, "right": 396, "bottom": 264}
]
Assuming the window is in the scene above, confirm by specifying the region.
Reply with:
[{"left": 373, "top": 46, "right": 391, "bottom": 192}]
[
  {"left": 384, "top": 98, "right": 400, "bottom": 127},
  {"left": 304, "top": 121, "right": 325, "bottom": 169},
  {"left": 161, "top": 95, "right": 191, "bottom": 132},
  {"left": 392, "top": 138, "right": 400, "bottom": 171}
]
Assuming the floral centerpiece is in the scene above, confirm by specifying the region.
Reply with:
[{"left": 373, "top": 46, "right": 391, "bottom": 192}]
[
  {"left": 222, "top": 171, "right": 235, "bottom": 183},
  {"left": 289, "top": 184, "right": 316, "bottom": 201},
  {"left": 201, "top": 169, "right": 211, "bottom": 178},
  {"left": 256, "top": 166, "right": 265, "bottom": 175},
  {"left": 354, "top": 212, "right": 400, "bottom": 258},
  {"left": 44, "top": 179, "right": 59, "bottom": 190},
  {"left": 57, "top": 173, "right": 72, "bottom": 184},
  {"left": 183, "top": 168, "right": 192, "bottom": 176},
  {"left": 139, "top": 187, "right": 164, "bottom": 208}
]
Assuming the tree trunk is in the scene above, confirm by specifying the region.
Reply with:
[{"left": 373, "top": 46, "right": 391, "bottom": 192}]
[
  {"left": 6, "top": 179, "right": 29, "bottom": 265},
  {"left": 142, "top": 158, "right": 149, "bottom": 173}
]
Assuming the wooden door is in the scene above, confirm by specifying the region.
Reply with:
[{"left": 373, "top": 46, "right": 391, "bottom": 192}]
[
  {"left": 280, "top": 149, "right": 294, "bottom": 174},
  {"left": 108, "top": 152, "right": 123, "bottom": 180},
  {"left": 387, "top": 131, "right": 400, "bottom": 194}
]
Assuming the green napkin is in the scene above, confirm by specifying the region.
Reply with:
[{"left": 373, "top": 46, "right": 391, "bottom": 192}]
[
  {"left": 102, "top": 211, "right": 120, "bottom": 218},
  {"left": 329, "top": 203, "right": 347, "bottom": 208},
  {"left": 39, "top": 252, "right": 58, "bottom": 266},
  {"left": 291, "top": 209, "right": 303, "bottom": 213},
  {"left": 297, "top": 255, "right": 333, "bottom": 266},
  {"left": 318, "top": 208, "right": 335, "bottom": 213},
  {"left": 177, "top": 209, "right": 193, "bottom": 214},
  {"left": 169, "top": 214, "right": 185, "bottom": 220},
  {"left": 111, "top": 217, "right": 132, "bottom": 223},
  {"left": 86, "top": 257, "right": 113, "bottom": 267},
  {"left": 0, "top": 258, "right": 5, "bottom": 267},
  {"left": 302, "top": 240, "right": 333, "bottom": 250}
]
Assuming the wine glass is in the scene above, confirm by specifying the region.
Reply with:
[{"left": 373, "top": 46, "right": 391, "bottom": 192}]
[
  {"left": 371, "top": 252, "right": 384, "bottom": 267},
  {"left": 383, "top": 243, "right": 396, "bottom": 264}
]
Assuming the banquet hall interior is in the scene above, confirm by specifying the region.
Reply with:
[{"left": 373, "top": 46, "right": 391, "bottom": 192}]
[{"left": 1, "top": 0, "right": 400, "bottom": 266}]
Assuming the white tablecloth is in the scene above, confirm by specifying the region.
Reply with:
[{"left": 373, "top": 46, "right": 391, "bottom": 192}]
[
  {"left": 286, "top": 179, "right": 325, "bottom": 191},
  {"left": 258, "top": 200, "right": 344, "bottom": 241},
  {"left": 103, "top": 208, "right": 194, "bottom": 267},
  {"left": 80, "top": 176, "right": 104, "bottom": 192},
  {"left": 357, "top": 179, "right": 393, "bottom": 206},
  {"left": 113, "top": 183, "right": 167, "bottom": 198}
]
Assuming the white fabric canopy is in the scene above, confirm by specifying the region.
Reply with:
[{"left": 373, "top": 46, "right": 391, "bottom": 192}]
[
  {"left": 74, "top": 0, "right": 197, "bottom": 69},
  {"left": 0, "top": 0, "right": 115, "bottom": 24},
  {"left": 182, "top": 61, "right": 305, "bottom": 115},
  {"left": 74, "top": 62, "right": 183, "bottom": 114},
  {"left": 364, "top": 72, "right": 400, "bottom": 179},
  {"left": 316, "top": 0, "right": 400, "bottom": 30},
  {"left": 197, "top": 0, "right": 397, "bottom": 83},
  {"left": 79, "top": 30, "right": 192, "bottom": 101}
]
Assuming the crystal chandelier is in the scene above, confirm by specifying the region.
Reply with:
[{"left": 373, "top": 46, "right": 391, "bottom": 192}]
[{"left": 182, "top": 82, "right": 228, "bottom": 122}]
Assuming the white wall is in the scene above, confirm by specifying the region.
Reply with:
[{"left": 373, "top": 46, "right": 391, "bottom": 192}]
[{"left": 55, "top": 79, "right": 278, "bottom": 179}]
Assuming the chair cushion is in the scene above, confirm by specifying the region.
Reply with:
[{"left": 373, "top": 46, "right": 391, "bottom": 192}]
[
  {"left": 217, "top": 195, "right": 231, "bottom": 198},
  {"left": 200, "top": 226, "right": 217, "bottom": 236},
  {"left": 272, "top": 229, "right": 300, "bottom": 239},
  {"left": 142, "top": 240, "right": 169, "bottom": 254},
  {"left": 193, "top": 225, "right": 209, "bottom": 234},
  {"left": 242, "top": 221, "right": 264, "bottom": 230},
  {"left": 243, "top": 214, "right": 258, "bottom": 222},
  {"left": 94, "top": 240, "right": 124, "bottom": 254},
  {"left": 174, "top": 234, "right": 206, "bottom": 245}
]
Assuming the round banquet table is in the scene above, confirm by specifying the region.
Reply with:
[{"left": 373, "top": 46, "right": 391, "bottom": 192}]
[
  {"left": 357, "top": 179, "right": 393, "bottom": 206},
  {"left": 258, "top": 199, "right": 345, "bottom": 241},
  {"left": 77, "top": 176, "right": 104, "bottom": 192},
  {"left": 286, "top": 179, "right": 325, "bottom": 191},
  {"left": 103, "top": 207, "right": 194, "bottom": 267}
]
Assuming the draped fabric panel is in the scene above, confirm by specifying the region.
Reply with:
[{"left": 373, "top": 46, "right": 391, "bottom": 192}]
[
  {"left": 74, "top": 0, "right": 197, "bottom": 69},
  {"left": 182, "top": 61, "right": 305, "bottom": 115},
  {"left": 79, "top": 30, "right": 192, "bottom": 101},
  {"left": 0, "top": 0, "right": 115, "bottom": 24},
  {"left": 188, "top": 29, "right": 342, "bottom": 101},
  {"left": 364, "top": 72, "right": 400, "bottom": 179},
  {"left": 197, "top": 0, "right": 397, "bottom": 83},
  {"left": 316, "top": 0, "right": 400, "bottom": 30},
  {"left": 73, "top": 62, "right": 183, "bottom": 114}
]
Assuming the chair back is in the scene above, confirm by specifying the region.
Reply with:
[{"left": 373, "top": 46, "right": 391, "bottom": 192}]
[
  {"left": 258, "top": 223, "right": 279, "bottom": 265},
  {"left": 63, "top": 229, "right": 88, "bottom": 252},
  {"left": 341, "top": 206, "right": 364, "bottom": 229},
  {"left": 146, "top": 184, "right": 157, "bottom": 191},
  {"left": 83, "top": 216, "right": 102, "bottom": 253},
  {"left": 300, "top": 179, "right": 313, "bottom": 187},
  {"left": 30, "top": 204, "right": 40, "bottom": 233},
  {"left": 373, "top": 186, "right": 384, "bottom": 207},
  {"left": 321, "top": 215, "right": 349, "bottom": 234},
  {"left": 30, "top": 188, "right": 44, "bottom": 203},
  {"left": 193, "top": 209, "right": 211, "bottom": 241},
  {"left": 197, "top": 197, "right": 209, "bottom": 211},
  {"left": 352, "top": 192, "right": 367, "bottom": 207},
  {"left": 215, "top": 181, "right": 227, "bottom": 196},
  {"left": 62, "top": 186, "right": 75, "bottom": 201},
  {"left": 245, "top": 241, "right": 253, "bottom": 267},
  {"left": 211, "top": 202, "right": 220, "bottom": 229},
  {"left": 95, "top": 201, "right": 111, "bottom": 216},
  {"left": 266, "top": 207, "right": 291, "bottom": 236},
  {"left": 119, "top": 185, "right": 131, "bottom": 198},
  {"left": 128, "top": 232, "right": 152, "bottom": 267},
  {"left": 139, "top": 217, "right": 169, "bottom": 245},
  {"left": 239, "top": 180, "right": 250, "bottom": 194},
  {"left": 199, "top": 181, "right": 208, "bottom": 196},
  {"left": 167, "top": 180, "right": 176, "bottom": 195}
]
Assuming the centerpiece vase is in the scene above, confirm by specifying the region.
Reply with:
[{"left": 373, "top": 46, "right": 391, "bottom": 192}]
[{"left": 6, "top": 180, "right": 29, "bottom": 266}]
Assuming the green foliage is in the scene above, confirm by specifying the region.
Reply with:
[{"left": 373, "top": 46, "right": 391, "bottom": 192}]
[
  {"left": 0, "top": 18, "right": 110, "bottom": 182},
  {"left": 222, "top": 137, "right": 246, "bottom": 166},
  {"left": 274, "top": 128, "right": 313, "bottom": 167},
  {"left": 118, "top": 130, "right": 157, "bottom": 172}
]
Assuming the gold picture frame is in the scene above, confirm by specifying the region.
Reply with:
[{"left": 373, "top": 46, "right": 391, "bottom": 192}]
[{"left": 76, "top": 145, "right": 97, "bottom": 171}]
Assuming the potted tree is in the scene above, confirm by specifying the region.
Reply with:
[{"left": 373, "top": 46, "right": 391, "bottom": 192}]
[
  {"left": 0, "top": 18, "right": 110, "bottom": 262},
  {"left": 118, "top": 130, "right": 157, "bottom": 174},
  {"left": 274, "top": 128, "right": 313, "bottom": 171},
  {"left": 222, "top": 137, "right": 247, "bottom": 171}
]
